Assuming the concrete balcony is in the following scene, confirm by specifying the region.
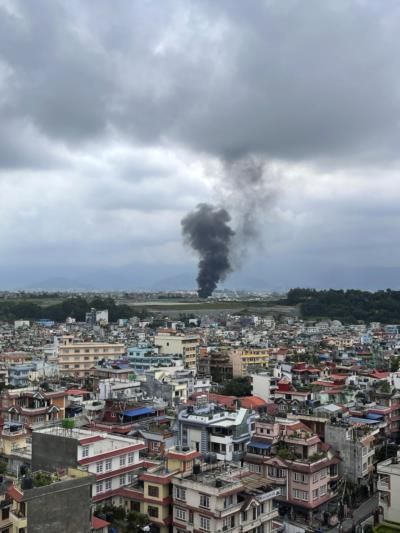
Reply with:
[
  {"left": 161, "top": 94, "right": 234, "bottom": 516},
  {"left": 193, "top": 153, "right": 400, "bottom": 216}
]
[
  {"left": 214, "top": 502, "right": 243, "bottom": 518},
  {"left": 377, "top": 479, "right": 390, "bottom": 492},
  {"left": 10, "top": 510, "right": 27, "bottom": 530},
  {"left": 241, "top": 509, "right": 279, "bottom": 532}
]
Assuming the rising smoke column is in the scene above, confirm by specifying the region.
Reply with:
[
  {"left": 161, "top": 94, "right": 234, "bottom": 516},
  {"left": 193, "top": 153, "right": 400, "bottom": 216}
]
[{"left": 181, "top": 203, "right": 235, "bottom": 298}]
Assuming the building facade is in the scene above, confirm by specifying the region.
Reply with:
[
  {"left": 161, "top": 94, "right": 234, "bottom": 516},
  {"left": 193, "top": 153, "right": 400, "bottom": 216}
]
[{"left": 58, "top": 337, "right": 125, "bottom": 378}]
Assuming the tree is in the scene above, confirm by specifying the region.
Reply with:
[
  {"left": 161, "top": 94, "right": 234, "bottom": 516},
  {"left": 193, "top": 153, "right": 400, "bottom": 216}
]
[
  {"left": 223, "top": 377, "right": 252, "bottom": 397},
  {"left": 391, "top": 357, "right": 400, "bottom": 372}
]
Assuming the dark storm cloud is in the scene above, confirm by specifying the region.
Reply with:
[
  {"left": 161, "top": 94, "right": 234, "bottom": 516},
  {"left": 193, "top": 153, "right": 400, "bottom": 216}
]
[
  {"left": 1, "top": 0, "right": 400, "bottom": 164},
  {"left": 2, "top": 0, "right": 400, "bottom": 289}
]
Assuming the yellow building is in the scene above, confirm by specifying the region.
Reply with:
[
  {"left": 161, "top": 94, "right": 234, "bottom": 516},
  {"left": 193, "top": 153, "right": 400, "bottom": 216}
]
[
  {"left": 229, "top": 347, "right": 270, "bottom": 377},
  {"left": 58, "top": 336, "right": 125, "bottom": 377},
  {"left": 154, "top": 331, "right": 199, "bottom": 369},
  {"left": 118, "top": 448, "right": 201, "bottom": 533}
]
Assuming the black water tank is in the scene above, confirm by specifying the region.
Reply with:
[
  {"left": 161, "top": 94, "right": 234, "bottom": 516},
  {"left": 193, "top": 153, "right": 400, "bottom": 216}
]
[{"left": 193, "top": 464, "right": 201, "bottom": 475}]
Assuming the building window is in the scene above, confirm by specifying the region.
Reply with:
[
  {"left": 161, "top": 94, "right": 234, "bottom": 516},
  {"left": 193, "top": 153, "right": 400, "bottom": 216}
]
[
  {"left": 105, "top": 479, "right": 112, "bottom": 491},
  {"left": 96, "top": 462, "right": 103, "bottom": 473},
  {"left": 293, "top": 489, "right": 308, "bottom": 501},
  {"left": 175, "top": 486, "right": 186, "bottom": 501},
  {"left": 319, "top": 485, "right": 327, "bottom": 496},
  {"left": 120, "top": 455, "right": 126, "bottom": 467},
  {"left": 200, "top": 515, "right": 210, "bottom": 531},
  {"left": 312, "top": 488, "right": 319, "bottom": 500},
  {"left": 96, "top": 482, "right": 103, "bottom": 494},
  {"left": 148, "top": 485, "right": 159, "bottom": 498},
  {"left": 82, "top": 446, "right": 89, "bottom": 458},
  {"left": 105, "top": 459, "right": 112, "bottom": 471},
  {"left": 2, "top": 507, "right": 9, "bottom": 520},
  {"left": 148, "top": 506, "right": 159, "bottom": 518},
  {"left": 312, "top": 472, "right": 319, "bottom": 482},
  {"left": 120, "top": 474, "right": 126, "bottom": 486},
  {"left": 320, "top": 468, "right": 327, "bottom": 479},
  {"left": 294, "top": 472, "right": 307, "bottom": 483},
  {"left": 199, "top": 494, "right": 210, "bottom": 508},
  {"left": 128, "top": 452, "right": 135, "bottom": 464},
  {"left": 176, "top": 508, "right": 186, "bottom": 521},
  {"left": 249, "top": 463, "right": 261, "bottom": 474}
]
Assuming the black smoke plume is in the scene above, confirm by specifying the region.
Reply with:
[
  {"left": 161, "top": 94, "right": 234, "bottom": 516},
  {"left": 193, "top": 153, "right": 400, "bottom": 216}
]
[{"left": 181, "top": 203, "right": 235, "bottom": 298}]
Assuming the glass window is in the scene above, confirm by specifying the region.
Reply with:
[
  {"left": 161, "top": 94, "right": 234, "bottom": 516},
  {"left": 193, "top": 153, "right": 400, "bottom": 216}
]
[
  {"left": 96, "top": 462, "right": 103, "bottom": 473},
  {"left": 148, "top": 506, "right": 159, "bottom": 518},
  {"left": 176, "top": 508, "right": 186, "bottom": 521},
  {"left": 199, "top": 494, "right": 210, "bottom": 508},
  {"left": 148, "top": 485, "right": 159, "bottom": 498},
  {"left": 105, "top": 459, "right": 112, "bottom": 471},
  {"left": 96, "top": 482, "right": 103, "bottom": 494},
  {"left": 200, "top": 516, "right": 210, "bottom": 531},
  {"left": 175, "top": 486, "right": 186, "bottom": 501}
]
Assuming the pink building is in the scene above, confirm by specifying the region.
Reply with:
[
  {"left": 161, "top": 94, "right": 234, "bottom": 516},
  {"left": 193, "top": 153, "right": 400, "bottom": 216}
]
[{"left": 245, "top": 417, "right": 340, "bottom": 528}]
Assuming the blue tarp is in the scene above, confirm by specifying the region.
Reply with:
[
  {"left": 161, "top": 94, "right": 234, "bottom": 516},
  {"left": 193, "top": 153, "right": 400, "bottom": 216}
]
[
  {"left": 248, "top": 441, "right": 271, "bottom": 449},
  {"left": 366, "top": 413, "right": 384, "bottom": 420},
  {"left": 348, "top": 416, "right": 379, "bottom": 425},
  {"left": 122, "top": 406, "right": 155, "bottom": 417}
]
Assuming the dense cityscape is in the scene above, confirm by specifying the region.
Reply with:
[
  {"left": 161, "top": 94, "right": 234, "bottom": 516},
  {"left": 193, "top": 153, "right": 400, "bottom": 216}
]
[
  {"left": 3, "top": 1, "right": 400, "bottom": 532},
  {"left": 0, "top": 292, "right": 395, "bottom": 532}
]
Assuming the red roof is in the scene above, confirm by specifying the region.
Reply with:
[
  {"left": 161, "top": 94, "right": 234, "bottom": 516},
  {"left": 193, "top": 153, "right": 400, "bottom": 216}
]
[
  {"left": 79, "top": 435, "right": 104, "bottom": 445},
  {"left": 240, "top": 396, "right": 268, "bottom": 409},
  {"left": 370, "top": 371, "right": 390, "bottom": 379},
  {"left": 92, "top": 516, "right": 111, "bottom": 530},
  {"left": 66, "top": 389, "right": 91, "bottom": 396},
  {"left": 8, "top": 485, "right": 23, "bottom": 503}
]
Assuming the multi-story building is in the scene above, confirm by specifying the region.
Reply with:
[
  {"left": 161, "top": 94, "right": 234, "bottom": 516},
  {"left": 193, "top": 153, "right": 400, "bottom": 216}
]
[
  {"left": 0, "top": 480, "right": 12, "bottom": 533},
  {"left": 251, "top": 372, "right": 278, "bottom": 402},
  {"left": 32, "top": 426, "right": 146, "bottom": 504},
  {"left": 245, "top": 416, "right": 341, "bottom": 527},
  {"left": 118, "top": 446, "right": 202, "bottom": 533},
  {"left": 377, "top": 455, "right": 400, "bottom": 526},
  {"left": 177, "top": 403, "right": 253, "bottom": 461},
  {"left": 7, "top": 468, "right": 94, "bottom": 533},
  {"left": 209, "top": 349, "right": 233, "bottom": 383},
  {"left": 8, "top": 363, "right": 36, "bottom": 388},
  {"left": 154, "top": 330, "right": 199, "bottom": 369},
  {"left": 229, "top": 347, "right": 270, "bottom": 377},
  {"left": 127, "top": 342, "right": 177, "bottom": 372},
  {"left": 1, "top": 387, "right": 66, "bottom": 432},
  {"left": 58, "top": 336, "right": 125, "bottom": 377},
  {"left": 171, "top": 463, "right": 280, "bottom": 533},
  {"left": 325, "top": 418, "right": 378, "bottom": 484}
]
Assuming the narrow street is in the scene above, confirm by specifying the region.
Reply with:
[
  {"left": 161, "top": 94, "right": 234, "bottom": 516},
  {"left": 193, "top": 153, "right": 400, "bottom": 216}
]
[{"left": 328, "top": 494, "right": 379, "bottom": 532}]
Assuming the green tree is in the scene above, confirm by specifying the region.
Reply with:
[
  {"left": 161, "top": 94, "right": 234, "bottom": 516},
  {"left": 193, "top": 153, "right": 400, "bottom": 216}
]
[{"left": 223, "top": 377, "right": 252, "bottom": 397}]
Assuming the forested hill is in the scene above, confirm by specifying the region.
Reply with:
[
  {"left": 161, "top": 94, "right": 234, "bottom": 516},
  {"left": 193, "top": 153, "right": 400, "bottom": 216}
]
[
  {"left": 286, "top": 288, "right": 400, "bottom": 323},
  {"left": 0, "top": 297, "right": 147, "bottom": 322}
]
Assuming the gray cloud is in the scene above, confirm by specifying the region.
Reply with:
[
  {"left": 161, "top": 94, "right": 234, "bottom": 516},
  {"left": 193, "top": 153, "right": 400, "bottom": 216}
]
[
  {"left": 2, "top": 1, "right": 400, "bottom": 163},
  {"left": 1, "top": 0, "right": 400, "bottom": 289}
]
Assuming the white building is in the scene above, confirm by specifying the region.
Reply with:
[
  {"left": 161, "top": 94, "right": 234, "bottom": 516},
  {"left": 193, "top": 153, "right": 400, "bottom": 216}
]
[
  {"left": 177, "top": 405, "right": 253, "bottom": 461},
  {"left": 172, "top": 464, "right": 279, "bottom": 533},
  {"left": 33, "top": 426, "right": 146, "bottom": 505},
  {"left": 251, "top": 372, "right": 278, "bottom": 402},
  {"left": 377, "top": 455, "right": 400, "bottom": 524}
]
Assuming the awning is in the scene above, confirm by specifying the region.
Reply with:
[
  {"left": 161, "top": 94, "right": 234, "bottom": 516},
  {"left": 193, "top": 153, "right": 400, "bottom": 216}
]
[
  {"left": 248, "top": 441, "right": 271, "bottom": 449},
  {"left": 122, "top": 406, "right": 155, "bottom": 417},
  {"left": 366, "top": 413, "right": 384, "bottom": 420}
]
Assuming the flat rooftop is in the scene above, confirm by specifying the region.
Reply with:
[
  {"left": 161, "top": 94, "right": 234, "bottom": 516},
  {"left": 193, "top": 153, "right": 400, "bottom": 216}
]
[{"left": 34, "top": 426, "right": 144, "bottom": 450}]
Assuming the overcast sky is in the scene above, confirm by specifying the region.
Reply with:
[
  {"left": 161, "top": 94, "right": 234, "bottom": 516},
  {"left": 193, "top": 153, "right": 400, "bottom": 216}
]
[{"left": 1, "top": 0, "right": 400, "bottom": 291}]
